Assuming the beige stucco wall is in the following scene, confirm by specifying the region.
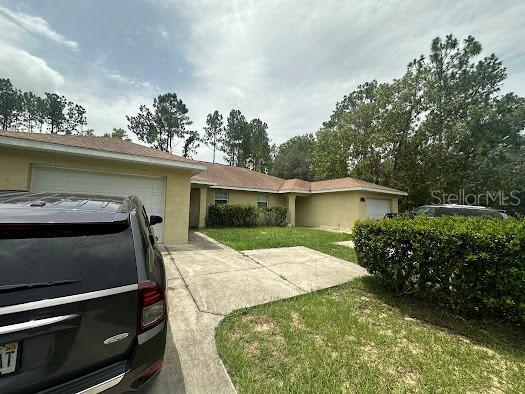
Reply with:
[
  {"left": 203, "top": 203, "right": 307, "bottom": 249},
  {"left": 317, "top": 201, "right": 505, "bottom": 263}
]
[
  {"left": 296, "top": 191, "right": 399, "bottom": 233},
  {"left": 205, "top": 188, "right": 286, "bottom": 208},
  {"left": 0, "top": 146, "right": 193, "bottom": 244},
  {"left": 296, "top": 191, "right": 361, "bottom": 232}
]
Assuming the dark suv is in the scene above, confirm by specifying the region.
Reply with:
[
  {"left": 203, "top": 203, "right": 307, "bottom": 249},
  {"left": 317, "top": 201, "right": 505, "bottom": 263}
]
[
  {"left": 412, "top": 204, "right": 507, "bottom": 219},
  {"left": 0, "top": 191, "right": 167, "bottom": 393}
]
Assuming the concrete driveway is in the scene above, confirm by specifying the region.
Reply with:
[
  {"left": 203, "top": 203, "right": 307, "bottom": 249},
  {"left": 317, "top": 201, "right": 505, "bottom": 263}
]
[{"left": 148, "top": 231, "right": 367, "bottom": 394}]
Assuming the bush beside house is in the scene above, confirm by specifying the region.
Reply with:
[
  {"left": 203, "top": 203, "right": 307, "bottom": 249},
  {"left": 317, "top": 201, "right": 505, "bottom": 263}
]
[
  {"left": 206, "top": 204, "right": 288, "bottom": 227},
  {"left": 258, "top": 206, "right": 288, "bottom": 226},
  {"left": 353, "top": 216, "right": 525, "bottom": 321}
]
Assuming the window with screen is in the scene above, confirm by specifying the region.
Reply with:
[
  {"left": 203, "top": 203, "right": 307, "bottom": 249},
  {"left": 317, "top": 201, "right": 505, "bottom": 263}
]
[
  {"left": 257, "top": 194, "right": 269, "bottom": 208},
  {"left": 214, "top": 191, "right": 229, "bottom": 204}
]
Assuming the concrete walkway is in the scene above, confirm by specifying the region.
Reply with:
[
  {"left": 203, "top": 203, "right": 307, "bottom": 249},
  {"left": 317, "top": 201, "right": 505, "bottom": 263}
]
[
  {"left": 333, "top": 240, "right": 355, "bottom": 248},
  {"left": 156, "top": 232, "right": 367, "bottom": 394}
]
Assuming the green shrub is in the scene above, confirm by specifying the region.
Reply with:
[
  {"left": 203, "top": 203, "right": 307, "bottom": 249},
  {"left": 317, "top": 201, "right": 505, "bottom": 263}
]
[
  {"left": 206, "top": 204, "right": 288, "bottom": 227},
  {"left": 353, "top": 216, "right": 525, "bottom": 320},
  {"left": 258, "top": 206, "right": 288, "bottom": 226},
  {"left": 206, "top": 204, "right": 258, "bottom": 227}
]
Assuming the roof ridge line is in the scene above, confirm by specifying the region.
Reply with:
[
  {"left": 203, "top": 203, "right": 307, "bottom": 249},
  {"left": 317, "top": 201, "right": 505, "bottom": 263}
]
[
  {"left": 278, "top": 178, "right": 313, "bottom": 192},
  {"left": 0, "top": 130, "right": 191, "bottom": 162},
  {"left": 0, "top": 131, "right": 204, "bottom": 168}
]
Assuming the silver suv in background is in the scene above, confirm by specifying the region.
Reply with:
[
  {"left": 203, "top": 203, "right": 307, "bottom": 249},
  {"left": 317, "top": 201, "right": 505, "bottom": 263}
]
[{"left": 411, "top": 204, "right": 507, "bottom": 219}]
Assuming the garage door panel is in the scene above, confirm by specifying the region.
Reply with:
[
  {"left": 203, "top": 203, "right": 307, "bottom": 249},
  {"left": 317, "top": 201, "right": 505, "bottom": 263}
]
[
  {"left": 31, "top": 166, "right": 166, "bottom": 242},
  {"left": 366, "top": 198, "right": 391, "bottom": 219},
  {"left": 150, "top": 194, "right": 165, "bottom": 207}
]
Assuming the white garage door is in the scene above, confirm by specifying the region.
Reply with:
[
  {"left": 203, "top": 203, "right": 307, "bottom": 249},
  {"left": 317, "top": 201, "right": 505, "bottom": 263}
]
[
  {"left": 366, "top": 198, "right": 391, "bottom": 219},
  {"left": 31, "top": 166, "right": 166, "bottom": 242}
]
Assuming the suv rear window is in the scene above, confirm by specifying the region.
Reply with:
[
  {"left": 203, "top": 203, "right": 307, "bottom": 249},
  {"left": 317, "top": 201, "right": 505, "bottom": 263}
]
[
  {"left": 415, "top": 206, "right": 435, "bottom": 216},
  {"left": 440, "top": 208, "right": 463, "bottom": 216},
  {"left": 0, "top": 222, "right": 137, "bottom": 307}
]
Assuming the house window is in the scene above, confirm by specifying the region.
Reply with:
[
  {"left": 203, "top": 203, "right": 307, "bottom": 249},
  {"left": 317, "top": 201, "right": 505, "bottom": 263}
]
[
  {"left": 257, "top": 194, "right": 269, "bottom": 208},
  {"left": 214, "top": 191, "right": 229, "bottom": 204}
]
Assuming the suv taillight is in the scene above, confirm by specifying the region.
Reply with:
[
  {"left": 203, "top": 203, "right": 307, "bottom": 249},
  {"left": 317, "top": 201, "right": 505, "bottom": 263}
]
[{"left": 138, "top": 281, "right": 167, "bottom": 333}]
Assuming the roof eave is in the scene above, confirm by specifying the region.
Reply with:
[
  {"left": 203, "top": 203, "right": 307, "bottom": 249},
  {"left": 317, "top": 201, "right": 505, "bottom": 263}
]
[
  {"left": 277, "top": 189, "right": 310, "bottom": 193},
  {"left": 208, "top": 185, "right": 278, "bottom": 193},
  {"left": 191, "top": 179, "right": 217, "bottom": 186},
  {"left": 0, "top": 136, "right": 207, "bottom": 172},
  {"left": 204, "top": 184, "right": 407, "bottom": 196},
  {"left": 310, "top": 186, "right": 408, "bottom": 195}
]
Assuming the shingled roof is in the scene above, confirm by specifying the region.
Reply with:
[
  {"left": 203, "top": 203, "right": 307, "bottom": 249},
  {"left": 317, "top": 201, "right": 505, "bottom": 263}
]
[
  {"left": 192, "top": 163, "right": 406, "bottom": 195},
  {"left": 191, "top": 162, "right": 284, "bottom": 190},
  {"left": 279, "top": 178, "right": 311, "bottom": 192},
  {"left": 309, "top": 177, "right": 401, "bottom": 193},
  {"left": 0, "top": 131, "right": 405, "bottom": 195},
  {"left": 0, "top": 131, "right": 197, "bottom": 163}
]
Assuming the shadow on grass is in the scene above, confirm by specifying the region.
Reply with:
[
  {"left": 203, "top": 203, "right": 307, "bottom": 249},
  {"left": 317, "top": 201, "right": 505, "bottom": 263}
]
[{"left": 359, "top": 276, "right": 525, "bottom": 357}]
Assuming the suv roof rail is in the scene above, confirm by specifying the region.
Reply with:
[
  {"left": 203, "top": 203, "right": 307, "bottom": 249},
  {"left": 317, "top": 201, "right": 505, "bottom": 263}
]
[
  {"left": 0, "top": 191, "right": 135, "bottom": 223},
  {"left": 428, "top": 203, "right": 493, "bottom": 210}
]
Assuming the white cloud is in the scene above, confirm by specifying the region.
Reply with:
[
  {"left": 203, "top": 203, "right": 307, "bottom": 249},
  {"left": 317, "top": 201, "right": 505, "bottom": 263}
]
[
  {"left": 0, "top": 3, "right": 156, "bottom": 143},
  {"left": 0, "top": 3, "right": 78, "bottom": 94},
  {"left": 160, "top": 27, "right": 169, "bottom": 39},
  {"left": 73, "top": 92, "right": 152, "bottom": 135},
  {"left": 0, "top": 42, "right": 64, "bottom": 92},
  {"left": 57, "top": 70, "right": 160, "bottom": 137},
  {"left": 104, "top": 69, "right": 153, "bottom": 90},
  {"left": 168, "top": 0, "right": 525, "bottom": 163},
  {"left": 1, "top": 0, "right": 524, "bottom": 165},
  {"left": 225, "top": 85, "right": 245, "bottom": 102},
  {"left": 0, "top": 4, "right": 79, "bottom": 51}
]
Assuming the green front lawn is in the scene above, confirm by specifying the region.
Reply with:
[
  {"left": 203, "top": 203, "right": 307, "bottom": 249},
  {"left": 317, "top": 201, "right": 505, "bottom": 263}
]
[
  {"left": 216, "top": 276, "right": 525, "bottom": 393},
  {"left": 204, "top": 226, "right": 524, "bottom": 392},
  {"left": 200, "top": 226, "right": 356, "bottom": 262}
]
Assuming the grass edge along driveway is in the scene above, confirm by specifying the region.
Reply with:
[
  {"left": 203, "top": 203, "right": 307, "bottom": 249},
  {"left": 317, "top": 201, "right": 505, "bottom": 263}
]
[
  {"left": 202, "top": 227, "right": 524, "bottom": 393},
  {"left": 215, "top": 276, "right": 525, "bottom": 393},
  {"left": 200, "top": 226, "right": 357, "bottom": 263}
]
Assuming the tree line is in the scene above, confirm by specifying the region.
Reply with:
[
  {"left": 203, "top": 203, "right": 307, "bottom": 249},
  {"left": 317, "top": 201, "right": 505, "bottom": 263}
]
[
  {"left": 271, "top": 35, "right": 525, "bottom": 214},
  {"left": 126, "top": 96, "right": 273, "bottom": 171},
  {"left": 2, "top": 34, "right": 523, "bottom": 213},
  {"left": 0, "top": 78, "right": 129, "bottom": 139},
  {"left": 202, "top": 109, "right": 272, "bottom": 172},
  {"left": 0, "top": 78, "right": 87, "bottom": 134},
  {"left": 0, "top": 78, "right": 274, "bottom": 170}
]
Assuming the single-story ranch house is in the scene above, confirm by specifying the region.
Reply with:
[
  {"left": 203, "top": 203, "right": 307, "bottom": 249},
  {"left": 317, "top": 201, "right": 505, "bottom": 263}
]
[{"left": 0, "top": 131, "right": 406, "bottom": 244}]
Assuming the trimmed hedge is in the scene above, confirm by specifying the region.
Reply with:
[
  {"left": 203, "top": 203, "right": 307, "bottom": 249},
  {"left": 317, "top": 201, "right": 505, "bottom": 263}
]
[
  {"left": 206, "top": 204, "right": 288, "bottom": 227},
  {"left": 353, "top": 216, "right": 525, "bottom": 320},
  {"left": 258, "top": 206, "right": 288, "bottom": 226}
]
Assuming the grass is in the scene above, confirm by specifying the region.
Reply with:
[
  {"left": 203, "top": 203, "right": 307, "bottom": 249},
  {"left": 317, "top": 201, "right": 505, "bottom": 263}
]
[
  {"left": 216, "top": 276, "right": 525, "bottom": 393},
  {"left": 204, "top": 226, "right": 524, "bottom": 391},
  {"left": 201, "top": 226, "right": 357, "bottom": 262}
]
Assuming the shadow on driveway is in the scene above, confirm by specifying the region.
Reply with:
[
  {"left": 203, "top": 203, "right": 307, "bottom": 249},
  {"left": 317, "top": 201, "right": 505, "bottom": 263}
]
[{"left": 145, "top": 321, "right": 186, "bottom": 394}]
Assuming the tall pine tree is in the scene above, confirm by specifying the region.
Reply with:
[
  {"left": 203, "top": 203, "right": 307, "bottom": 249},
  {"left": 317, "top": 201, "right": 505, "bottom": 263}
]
[{"left": 202, "top": 110, "right": 224, "bottom": 163}]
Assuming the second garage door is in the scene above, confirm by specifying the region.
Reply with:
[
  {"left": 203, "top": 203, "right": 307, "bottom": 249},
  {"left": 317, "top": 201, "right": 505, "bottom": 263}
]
[
  {"left": 31, "top": 166, "right": 166, "bottom": 242},
  {"left": 366, "top": 198, "right": 391, "bottom": 219}
]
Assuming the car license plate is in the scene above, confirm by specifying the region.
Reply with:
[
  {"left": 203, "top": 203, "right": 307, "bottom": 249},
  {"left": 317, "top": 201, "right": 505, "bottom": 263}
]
[{"left": 0, "top": 342, "right": 18, "bottom": 375}]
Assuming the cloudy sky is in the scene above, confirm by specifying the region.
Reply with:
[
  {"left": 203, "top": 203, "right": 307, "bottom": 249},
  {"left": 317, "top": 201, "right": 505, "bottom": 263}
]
[{"left": 1, "top": 0, "right": 524, "bottom": 161}]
